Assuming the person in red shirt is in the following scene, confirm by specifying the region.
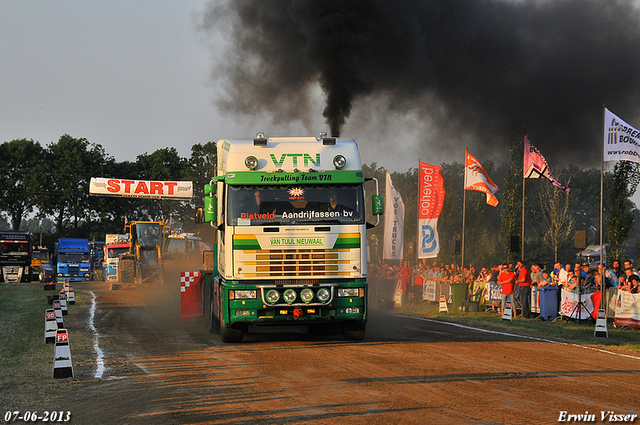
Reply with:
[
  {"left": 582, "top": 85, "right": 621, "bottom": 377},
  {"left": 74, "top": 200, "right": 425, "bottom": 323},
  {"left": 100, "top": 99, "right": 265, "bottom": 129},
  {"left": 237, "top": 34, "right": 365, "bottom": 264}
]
[
  {"left": 516, "top": 260, "right": 532, "bottom": 319},
  {"left": 498, "top": 264, "right": 516, "bottom": 315},
  {"left": 400, "top": 261, "right": 411, "bottom": 305}
]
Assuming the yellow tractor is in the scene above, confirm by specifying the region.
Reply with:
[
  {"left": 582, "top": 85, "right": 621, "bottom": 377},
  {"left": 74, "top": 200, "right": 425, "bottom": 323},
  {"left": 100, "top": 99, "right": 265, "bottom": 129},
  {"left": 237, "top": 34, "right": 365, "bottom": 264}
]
[{"left": 119, "top": 220, "right": 165, "bottom": 284}]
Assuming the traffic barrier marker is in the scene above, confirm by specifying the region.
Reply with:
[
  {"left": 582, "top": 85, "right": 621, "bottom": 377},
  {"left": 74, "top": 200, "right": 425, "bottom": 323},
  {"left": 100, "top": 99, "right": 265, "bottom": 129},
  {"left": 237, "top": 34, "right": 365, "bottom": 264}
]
[
  {"left": 438, "top": 295, "right": 449, "bottom": 313},
  {"left": 52, "top": 300, "right": 64, "bottom": 329},
  {"left": 67, "top": 285, "right": 75, "bottom": 305},
  {"left": 502, "top": 301, "right": 513, "bottom": 321},
  {"left": 52, "top": 329, "right": 74, "bottom": 379},
  {"left": 594, "top": 308, "right": 608, "bottom": 338},
  {"left": 44, "top": 309, "right": 57, "bottom": 344},
  {"left": 59, "top": 289, "right": 68, "bottom": 316}
]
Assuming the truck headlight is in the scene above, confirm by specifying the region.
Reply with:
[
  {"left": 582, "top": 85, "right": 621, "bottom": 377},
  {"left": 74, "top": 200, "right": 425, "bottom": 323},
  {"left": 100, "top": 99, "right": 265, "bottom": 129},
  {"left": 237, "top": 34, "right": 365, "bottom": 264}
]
[
  {"left": 338, "top": 288, "right": 359, "bottom": 297},
  {"left": 283, "top": 289, "right": 296, "bottom": 304},
  {"left": 333, "top": 155, "right": 346, "bottom": 169},
  {"left": 317, "top": 288, "right": 331, "bottom": 302},
  {"left": 300, "top": 288, "right": 314, "bottom": 303},
  {"left": 266, "top": 289, "right": 280, "bottom": 303},
  {"left": 245, "top": 156, "right": 258, "bottom": 170},
  {"left": 232, "top": 290, "right": 257, "bottom": 300}
]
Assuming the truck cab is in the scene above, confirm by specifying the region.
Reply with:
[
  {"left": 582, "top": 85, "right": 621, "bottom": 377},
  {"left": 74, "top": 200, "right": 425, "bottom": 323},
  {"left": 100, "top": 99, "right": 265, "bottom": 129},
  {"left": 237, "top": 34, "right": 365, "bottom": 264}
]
[
  {"left": 55, "top": 238, "right": 92, "bottom": 282},
  {"left": 0, "top": 231, "right": 32, "bottom": 283},
  {"left": 204, "top": 133, "right": 382, "bottom": 342}
]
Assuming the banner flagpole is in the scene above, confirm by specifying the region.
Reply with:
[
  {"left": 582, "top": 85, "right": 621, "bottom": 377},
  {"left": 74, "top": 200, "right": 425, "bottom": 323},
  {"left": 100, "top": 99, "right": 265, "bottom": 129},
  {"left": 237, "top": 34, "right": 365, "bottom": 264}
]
[
  {"left": 600, "top": 105, "right": 605, "bottom": 308},
  {"left": 521, "top": 131, "right": 528, "bottom": 262},
  {"left": 522, "top": 177, "right": 526, "bottom": 262},
  {"left": 417, "top": 159, "right": 421, "bottom": 264},
  {"left": 462, "top": 148, "right": 467, "bottom": 269}
]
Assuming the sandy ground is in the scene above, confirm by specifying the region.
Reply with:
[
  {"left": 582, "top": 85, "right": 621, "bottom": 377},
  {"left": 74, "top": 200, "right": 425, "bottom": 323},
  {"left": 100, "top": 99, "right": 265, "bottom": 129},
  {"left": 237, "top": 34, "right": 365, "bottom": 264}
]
[{"left": 26, "top": 281, "right": 640, "bottom": 424}]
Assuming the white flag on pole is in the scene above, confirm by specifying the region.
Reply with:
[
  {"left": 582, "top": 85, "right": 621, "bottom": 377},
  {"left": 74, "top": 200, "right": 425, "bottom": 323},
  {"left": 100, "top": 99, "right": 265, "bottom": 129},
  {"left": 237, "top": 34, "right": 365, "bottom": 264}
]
[
  {"left": 604, "top": 108, "right": 640, "bottom": 163},
  {"left": 383, "top": 172, "right": 404, "bottom": 260}
]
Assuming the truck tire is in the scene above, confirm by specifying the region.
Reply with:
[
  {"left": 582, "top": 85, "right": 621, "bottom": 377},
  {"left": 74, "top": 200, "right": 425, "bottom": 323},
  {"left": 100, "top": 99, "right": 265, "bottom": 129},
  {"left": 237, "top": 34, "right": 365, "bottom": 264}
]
[
  {"left": 342, "top": 321, "right": 366, "bottom": 341},
  {"left": 208, "top": 294, "right": 219, "bottom": 333},
  {"left": 219, "top": 298, "right": 243, "bottom": 343},
  {"left": 120, "top": 257, "right": 135, "bottom": 283}
]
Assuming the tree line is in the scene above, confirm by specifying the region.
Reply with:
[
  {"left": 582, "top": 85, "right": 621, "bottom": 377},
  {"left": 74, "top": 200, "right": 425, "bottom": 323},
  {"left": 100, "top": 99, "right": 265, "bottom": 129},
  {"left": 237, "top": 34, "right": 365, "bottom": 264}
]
[
  {"left": 1, "top": 133, "right": 638, "bottom": 269},
  {"left": 0, "top": 135, "right": 215, "bottom": 248},
  {"left": 365, "top": 135, "right": 640, "bottom": 269}
]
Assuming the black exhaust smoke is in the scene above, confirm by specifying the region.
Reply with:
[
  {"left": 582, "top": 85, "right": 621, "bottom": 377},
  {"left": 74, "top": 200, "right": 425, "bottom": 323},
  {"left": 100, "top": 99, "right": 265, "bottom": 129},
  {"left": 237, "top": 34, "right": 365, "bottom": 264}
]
[{"left": 200, "top": 0, "right": 640, "bottom": 164}]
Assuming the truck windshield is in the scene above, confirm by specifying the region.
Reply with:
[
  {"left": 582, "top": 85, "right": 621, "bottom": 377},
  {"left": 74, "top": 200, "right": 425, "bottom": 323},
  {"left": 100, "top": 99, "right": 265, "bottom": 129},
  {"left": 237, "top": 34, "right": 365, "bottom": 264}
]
[
  {"left": 227, "top": 184, "right": 365, "bottom": 226},
  {"left": 0, "top": 241, "right": 30, "bottom": 255},
  {"left": 166, "top": 239, "right": 188, "bottom": 254},
  {"left": 136, "top": 224, "right": 161, "bottom": 248},
  {"left": 32, "top": 251, "right": 49, "bottom": 260},
  {"left": 59, "top": 253, "right": 90, "bottom": 263},
  {"left": 107, "top": 247, "right": 129, "bottom": 259}
]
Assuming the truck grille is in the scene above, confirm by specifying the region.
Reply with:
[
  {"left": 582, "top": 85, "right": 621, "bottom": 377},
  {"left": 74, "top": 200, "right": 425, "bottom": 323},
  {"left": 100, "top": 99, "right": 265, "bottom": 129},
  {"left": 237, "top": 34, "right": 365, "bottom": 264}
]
[
  {"left": 248, "top": 249, "right": 348, "bottom": 276},
  {"left": 233, "top": 232, "right": 361, "bottom": 279}
]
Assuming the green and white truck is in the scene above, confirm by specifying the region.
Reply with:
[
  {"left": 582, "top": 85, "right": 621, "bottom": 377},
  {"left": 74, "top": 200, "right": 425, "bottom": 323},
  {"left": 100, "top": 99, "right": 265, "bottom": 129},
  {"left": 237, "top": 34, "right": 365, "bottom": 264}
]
[{"left": 203, "top": 133, "right": 382, "bottom": 342}]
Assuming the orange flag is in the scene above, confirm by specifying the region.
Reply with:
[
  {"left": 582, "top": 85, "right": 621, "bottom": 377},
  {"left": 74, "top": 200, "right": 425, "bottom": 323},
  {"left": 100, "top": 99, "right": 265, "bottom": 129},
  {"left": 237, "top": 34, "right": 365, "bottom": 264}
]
[{"left": 464, "top": 150, "right": 499, "bottom": 207}]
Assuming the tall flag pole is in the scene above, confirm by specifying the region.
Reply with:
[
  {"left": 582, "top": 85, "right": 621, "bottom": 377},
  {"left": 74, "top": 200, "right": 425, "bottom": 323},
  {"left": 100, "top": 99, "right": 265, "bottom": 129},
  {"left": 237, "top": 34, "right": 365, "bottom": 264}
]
[
  {"left": 418, "top": 160, "right": 445, "bottom": 260},
  {"left": 601, "top": 105, "right": 606, "bottom": 319},
  {"left": 522, "top": 142, "right": 526, "bottom": 262},
  {"left": 462, "top": 149, "right": 468, "bottom": 268},
  {"left": 464, "top": 150, "right": 499, "bottom": 267},
  {"left": 522, "top": 135, "right": 571, "bottom": 261},
  {"left": 602, "top": 107, "right": 640, "bottom": 264}
]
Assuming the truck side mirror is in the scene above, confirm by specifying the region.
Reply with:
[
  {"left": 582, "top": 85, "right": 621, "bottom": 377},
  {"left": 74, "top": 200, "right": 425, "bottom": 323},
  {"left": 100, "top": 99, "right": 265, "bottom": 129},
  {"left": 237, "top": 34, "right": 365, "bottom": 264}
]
[
  {"left": 372, "top": 195, "right": 384, "bottom": 216},
  {"left": 204, "top": 184, "right": 217, "bottom": 223}
]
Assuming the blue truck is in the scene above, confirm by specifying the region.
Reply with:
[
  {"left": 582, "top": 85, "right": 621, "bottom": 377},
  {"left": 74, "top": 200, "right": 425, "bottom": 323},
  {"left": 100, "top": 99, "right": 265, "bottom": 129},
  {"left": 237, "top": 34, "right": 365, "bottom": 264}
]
[{"left": 54, "top": 238, "right": 92, "bottom": 282}]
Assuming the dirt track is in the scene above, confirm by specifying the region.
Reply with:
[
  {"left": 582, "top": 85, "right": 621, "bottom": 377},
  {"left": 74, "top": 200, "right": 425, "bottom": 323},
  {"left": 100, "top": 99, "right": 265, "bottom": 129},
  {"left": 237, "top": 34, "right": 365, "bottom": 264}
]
[{"left": 43, "top": 282, "right": 640, "bottom": 424}]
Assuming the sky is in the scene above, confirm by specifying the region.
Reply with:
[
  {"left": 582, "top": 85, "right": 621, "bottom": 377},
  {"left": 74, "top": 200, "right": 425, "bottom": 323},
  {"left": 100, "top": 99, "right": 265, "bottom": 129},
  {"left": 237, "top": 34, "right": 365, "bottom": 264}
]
[
  {"left": 1, "top": 1, "right": 224, "bottom": 162},
  {"left": 1, "top": 0, "right": 639, "bottom": 205}
]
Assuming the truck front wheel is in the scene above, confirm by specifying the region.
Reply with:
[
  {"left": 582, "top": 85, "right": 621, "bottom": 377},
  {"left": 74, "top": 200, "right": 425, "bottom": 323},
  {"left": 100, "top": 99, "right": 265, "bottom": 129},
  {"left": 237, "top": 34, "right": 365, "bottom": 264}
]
[
  {"left": 342, "top": 321, "right": 366, "bottom": 341},
  {"left": 120, "top": 257, "right": 135, "bottom": 283},
  {"left": 219, "top": 300, "right": 244, "bottom": 343},
  {"left": 208, "top": 294, "right": 219, "bottom": 333}
]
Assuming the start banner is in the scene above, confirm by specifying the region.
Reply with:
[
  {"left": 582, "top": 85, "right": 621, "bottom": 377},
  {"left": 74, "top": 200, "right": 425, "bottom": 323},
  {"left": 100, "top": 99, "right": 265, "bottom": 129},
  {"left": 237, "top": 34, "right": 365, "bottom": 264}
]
[{"left": 89, "top": 177, "right": 193, "bottom": 200}]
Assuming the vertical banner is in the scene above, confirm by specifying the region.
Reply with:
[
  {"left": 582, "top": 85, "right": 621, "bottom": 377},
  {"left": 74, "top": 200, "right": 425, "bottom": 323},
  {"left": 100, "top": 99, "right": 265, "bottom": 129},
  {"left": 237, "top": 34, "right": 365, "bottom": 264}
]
[
  {"left": 418, "top": 161, "right": 445, "bottom": 259},
  {"left": 383, "top": 172, "right": 404, "bottom": 260}
]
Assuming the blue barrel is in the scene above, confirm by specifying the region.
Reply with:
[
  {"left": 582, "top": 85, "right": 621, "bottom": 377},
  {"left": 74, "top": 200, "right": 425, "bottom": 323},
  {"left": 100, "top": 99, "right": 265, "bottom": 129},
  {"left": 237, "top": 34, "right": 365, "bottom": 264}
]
[{"left": 539, "top": 286, "right": 559, "bottom": 321}]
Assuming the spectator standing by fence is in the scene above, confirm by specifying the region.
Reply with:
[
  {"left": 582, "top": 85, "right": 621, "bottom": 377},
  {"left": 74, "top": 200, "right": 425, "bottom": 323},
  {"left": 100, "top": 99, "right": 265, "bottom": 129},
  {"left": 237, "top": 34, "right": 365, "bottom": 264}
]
[
  {"left": 516, "top": 260, "right": 532, "bottom": 319},
  {"left": 498, "top": 264, "right": 516, "bottom": 315}
]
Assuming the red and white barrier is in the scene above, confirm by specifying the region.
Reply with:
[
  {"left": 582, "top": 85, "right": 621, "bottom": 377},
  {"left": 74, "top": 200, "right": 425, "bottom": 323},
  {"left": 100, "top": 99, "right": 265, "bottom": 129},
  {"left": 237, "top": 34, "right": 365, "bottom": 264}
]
[
  {"left": 44, "top": 309, "right": 57, "bottom": 343},
  {"left": 52, "top": 300, "right": 64, "bottom": 329},
  {"left": 52, "top": 329, "right": 74, "bottom": 379},
  {"left": 180, "top": 271, "right": 203, "bottom": 320}
]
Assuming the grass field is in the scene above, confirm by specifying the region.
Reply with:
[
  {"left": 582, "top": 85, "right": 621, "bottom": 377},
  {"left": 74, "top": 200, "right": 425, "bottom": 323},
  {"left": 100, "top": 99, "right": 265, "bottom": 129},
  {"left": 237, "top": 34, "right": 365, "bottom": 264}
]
[{"left": 0, "top": 283, "right": 92, "bottom": 411}]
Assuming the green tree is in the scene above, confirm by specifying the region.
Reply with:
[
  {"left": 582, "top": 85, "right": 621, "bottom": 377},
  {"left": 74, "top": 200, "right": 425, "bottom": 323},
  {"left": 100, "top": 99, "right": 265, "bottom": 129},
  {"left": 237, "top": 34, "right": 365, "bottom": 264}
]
[
  {"left": 537, "top": 170, "right": 574, "bottom": 263},
  {"left": 607, "top": 161, "right": 640, "bottom": 261},
  {"left": 500, "top": 134, "right": 524, "bottom": 259},
  {"left": 133, "top": 147, "right": 190, "bottom": 223},
  {"left": 41, "top": 134, "right": 109, "bottom": 235},
  {"left": 0, "top": 139, "right": 46, "bottom": 230},
  {"left": 438, "top": 162, "right": 464, "bottom": 264}
]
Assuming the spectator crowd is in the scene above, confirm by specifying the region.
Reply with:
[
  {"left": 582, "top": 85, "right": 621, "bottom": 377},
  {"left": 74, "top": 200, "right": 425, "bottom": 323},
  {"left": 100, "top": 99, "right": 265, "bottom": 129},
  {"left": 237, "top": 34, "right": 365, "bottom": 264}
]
[{"left": 368, "top": 258, "right": 640, "bottom": 314}]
